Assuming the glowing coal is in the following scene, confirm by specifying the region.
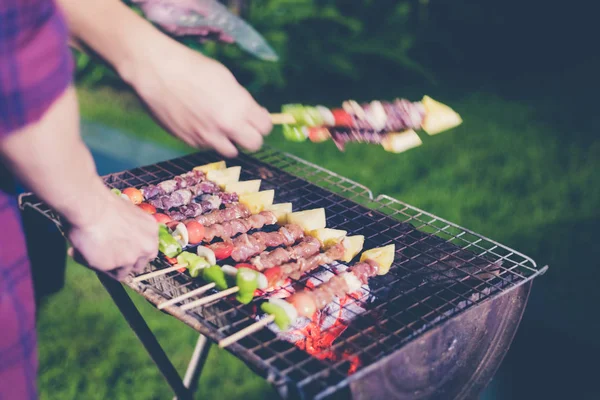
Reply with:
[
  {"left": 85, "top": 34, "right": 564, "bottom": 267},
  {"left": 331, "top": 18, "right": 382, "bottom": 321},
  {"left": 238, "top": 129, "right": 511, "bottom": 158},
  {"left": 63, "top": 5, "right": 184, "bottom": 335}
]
[{"left": 258, "top": 262, "right": 374, "bottom": 374}]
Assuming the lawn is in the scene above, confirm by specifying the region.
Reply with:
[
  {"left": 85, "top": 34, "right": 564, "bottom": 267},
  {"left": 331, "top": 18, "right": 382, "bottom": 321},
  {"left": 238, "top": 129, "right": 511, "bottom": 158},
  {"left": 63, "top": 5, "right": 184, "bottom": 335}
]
[{"left": 36, "top": 72, "right": 599, "bottom": 400}]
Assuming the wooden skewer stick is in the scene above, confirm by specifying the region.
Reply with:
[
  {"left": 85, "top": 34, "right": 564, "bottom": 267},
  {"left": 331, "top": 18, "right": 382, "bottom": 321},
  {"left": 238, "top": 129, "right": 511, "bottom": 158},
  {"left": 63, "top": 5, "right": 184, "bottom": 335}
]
[
  {"left": 157, "top": 282, "right": 216, "bottom": 310},
  {"left": 132, "top": 265, "right": 184, "bottom": 282},
  {"left": 180, "top": 286, "right": 240, "bottom": 311},
  {"left": 219, "top": 315, "right": 276, "bottom": 348},
  {"left": 270, "top": 113, "right": 296, "bottom": 124}
]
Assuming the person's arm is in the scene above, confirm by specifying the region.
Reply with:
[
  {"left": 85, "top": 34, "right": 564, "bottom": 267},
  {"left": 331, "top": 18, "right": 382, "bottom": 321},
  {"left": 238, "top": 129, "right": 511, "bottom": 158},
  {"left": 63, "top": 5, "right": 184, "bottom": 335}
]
[
  {"left": 0, "top": 0, "right": 158, "bottom": 280},
  {"left": 56, "top": 0, "right": 272, "bottom": 158},
  {"left": 0, "top": 87, "right": 159, "bottom": 280},
  {"left": 1, "top": 87, "right": 107, "bottom": 228}
]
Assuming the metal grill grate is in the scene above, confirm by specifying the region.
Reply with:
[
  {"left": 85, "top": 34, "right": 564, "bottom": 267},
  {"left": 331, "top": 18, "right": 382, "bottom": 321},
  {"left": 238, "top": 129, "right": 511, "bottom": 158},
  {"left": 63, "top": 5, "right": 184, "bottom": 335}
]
[{"left": 19, "top": 146, "right": 546, "bottom": 400}]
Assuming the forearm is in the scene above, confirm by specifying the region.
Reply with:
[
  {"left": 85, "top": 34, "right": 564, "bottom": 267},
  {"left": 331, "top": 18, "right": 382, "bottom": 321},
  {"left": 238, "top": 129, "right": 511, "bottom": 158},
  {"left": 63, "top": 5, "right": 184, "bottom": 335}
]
[
  {"left": 57, "top": 0, "right": 168, "bottom": 84},
  {"left": 0, "top": 87, "right": 109, "bottom": 227}
]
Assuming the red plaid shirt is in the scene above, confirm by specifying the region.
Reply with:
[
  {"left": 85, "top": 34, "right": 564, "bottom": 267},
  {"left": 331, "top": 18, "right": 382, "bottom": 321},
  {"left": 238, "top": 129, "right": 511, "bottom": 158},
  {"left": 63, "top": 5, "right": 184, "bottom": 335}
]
[{"left": 0, "top": 1, "right": 73, "bottom": 399}]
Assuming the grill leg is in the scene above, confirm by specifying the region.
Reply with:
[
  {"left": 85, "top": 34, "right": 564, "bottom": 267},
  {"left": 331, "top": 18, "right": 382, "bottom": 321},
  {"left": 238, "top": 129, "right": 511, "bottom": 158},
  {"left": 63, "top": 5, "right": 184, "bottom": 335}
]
[
  {"left": 174, "top": 334, "right": 212, "bottom": 400},
  {"left": 96, "top": 273, "right": 193, "bottom": 400}
]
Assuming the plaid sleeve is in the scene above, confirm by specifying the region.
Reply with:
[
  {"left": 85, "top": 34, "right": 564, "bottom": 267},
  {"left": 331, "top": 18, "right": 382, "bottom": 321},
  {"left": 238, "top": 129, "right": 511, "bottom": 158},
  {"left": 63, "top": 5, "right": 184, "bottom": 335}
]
[{"left": 0, "top": 0, "right": 74, "bottom": 137}]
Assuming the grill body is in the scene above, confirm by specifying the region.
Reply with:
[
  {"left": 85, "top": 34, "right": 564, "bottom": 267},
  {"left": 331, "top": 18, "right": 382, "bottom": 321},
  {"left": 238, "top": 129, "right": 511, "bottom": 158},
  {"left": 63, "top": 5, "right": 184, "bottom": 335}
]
[
  {"left": 348, "top": 283, "right": 531, "bottom": 400},
  {"left": 19, "top": 147, "right": 546, "bottom": 399}
]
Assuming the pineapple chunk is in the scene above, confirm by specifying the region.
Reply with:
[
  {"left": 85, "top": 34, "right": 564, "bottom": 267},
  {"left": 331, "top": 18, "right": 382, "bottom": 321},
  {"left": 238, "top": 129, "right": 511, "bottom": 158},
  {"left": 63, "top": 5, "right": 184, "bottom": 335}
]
[
  {"left": 225, "top": 180, "right": 261, "bottom": 195},
  {"left": 264, "top": 203, "right": 292, "bottom": 225},
  {"left": 341, "top": 235, "right": 364, "bottom": 262},
  {"left": 382, "top": 130, "right": 422, "bottom": 153},
  {"left": 207, "top": 166, "right": 241, "bottom": 188},
  {"left": 309, "top": 228, "right": 347, "bottom": 248},
  {"left": 360, "top": 244, "right": 396, "bottom": 275},
  {"left": 193, "top": 161, "right": 226, "bottom": 173},
  {"left": 239, "top": 190, "right": 275, "bottom": 214},
  {"left": 287, "top": 208, "right": 326, "bottom": 233},
  {"left": 420, "top": 96, "right": 463, "bottom": 135}
]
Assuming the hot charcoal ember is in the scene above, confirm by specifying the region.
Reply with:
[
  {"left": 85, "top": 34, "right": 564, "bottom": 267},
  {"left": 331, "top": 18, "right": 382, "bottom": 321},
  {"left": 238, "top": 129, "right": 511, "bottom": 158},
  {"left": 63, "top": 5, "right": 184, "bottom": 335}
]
[
  {"left": 147, "top": 181, "right": 220, "bottom": 210},
  {"left": 196, "top": 204, "right": 251, "bottom": 226},
  {"left": 227, "top": 224, "right": 304, "bottom": 262},
  {"left": 262, "top": 263, "right": 372, "bottom": 372},
  {"left": 167, "top": 192, "right": 238, "bottom": 220},
  {"left": 203, "top": 211, "right": 277, "bottom": 242},
  {"left": 140, "top": 170, "right": 205, "bottom": 199},
  {"left": 251, "top": 236, "right": 321, "bottom": 271}
]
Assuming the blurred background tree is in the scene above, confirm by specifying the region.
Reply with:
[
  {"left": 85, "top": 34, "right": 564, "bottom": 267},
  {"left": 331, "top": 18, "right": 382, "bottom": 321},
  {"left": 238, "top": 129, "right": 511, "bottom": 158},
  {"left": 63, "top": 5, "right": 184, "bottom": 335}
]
[{"left": 74, "top": 0, "right": 436, "bottom": 98}]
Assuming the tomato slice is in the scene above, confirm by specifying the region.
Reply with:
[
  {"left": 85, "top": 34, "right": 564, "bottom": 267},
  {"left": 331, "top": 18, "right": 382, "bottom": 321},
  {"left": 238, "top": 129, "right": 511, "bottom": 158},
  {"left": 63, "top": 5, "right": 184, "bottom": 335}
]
[
  {"left": 331, "top": 109, "right": 354, "bottom": 127},
  {"left": 212, "top": 242, "right": 234, "bottom": 260},
  {"left": 235, "top": 263, "right": 258, "bottom": 271},
  {"left": 153, "top": 213, "right": 172, "bottom": 224},
  {"left": 138, "top": 202, "right": 157, "bottom": 215},
  {"left": 185, "top": 220, "right": 205, "bottom": 244},
  {"left": 263, "top": 266, "right": 282, "bottom": 288},
  {"left": 122, "top": 188, "right": 144, "bottom": 204},
  {"left": 308, "top": 127, "right": 330, "bottom": 143}
]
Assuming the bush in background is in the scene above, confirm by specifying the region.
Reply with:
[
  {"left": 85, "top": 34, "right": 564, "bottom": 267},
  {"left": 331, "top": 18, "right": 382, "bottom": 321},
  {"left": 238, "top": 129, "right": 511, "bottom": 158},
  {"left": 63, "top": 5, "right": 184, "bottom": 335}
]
[{"left": 74, "top": 0, "right": 433, "bottom": 96}]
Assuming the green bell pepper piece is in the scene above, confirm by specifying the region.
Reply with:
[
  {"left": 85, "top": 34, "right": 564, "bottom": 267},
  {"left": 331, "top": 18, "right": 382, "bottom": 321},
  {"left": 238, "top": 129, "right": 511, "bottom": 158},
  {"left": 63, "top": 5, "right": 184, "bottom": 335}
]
[
  {"left": 261, "top": 302, "right": 291, "bottom": 330},
  {"left": 202, "top": 265, "right": 228, "bottom": 290},
  {"left": 176, "top": 252, "right": 210, "bottom": 278},
  {"left": 282, "top": 104, "right": 305, "bottom": 123},
  {"left": 282, "top": 125, "right": 307, "bottom": 142},
  {"left": 189, "top": 258, "right": 210, "bottom": 278},
  {"left": 282, "top": 104, "right": 322, "bottom": 126},
  {"left": 235, "top": 268, "right": 259, "bottom": 304},
  {"left": 111, "top": 188, "right": 122, "bottom": 196},
  {"left": 303, "top": 106, "right": 324, "bottom": 127},
  {"left": 158, "top": 224, "right": 182, "bottom": 258}
]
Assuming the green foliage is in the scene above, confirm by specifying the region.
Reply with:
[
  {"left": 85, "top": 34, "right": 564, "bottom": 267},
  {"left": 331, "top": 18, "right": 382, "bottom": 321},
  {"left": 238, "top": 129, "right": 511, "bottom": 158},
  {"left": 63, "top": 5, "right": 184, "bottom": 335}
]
[{"left": 74, "top": 0, "right": 430, "bottom": 92}]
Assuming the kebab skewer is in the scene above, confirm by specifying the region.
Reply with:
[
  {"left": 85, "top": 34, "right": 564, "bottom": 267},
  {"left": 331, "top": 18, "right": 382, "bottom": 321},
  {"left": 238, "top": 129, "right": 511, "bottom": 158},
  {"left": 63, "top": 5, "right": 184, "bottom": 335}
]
[
  {"left": 139, "top": 161, "right": 232, "bottom": 200},
  {"left": 159, "top": 232, "right": 322, "bottom": 309},
  {"left": 134, "top": 211, "right": 281, "bottom": 282},
  {"left": 135, "top": 201, "right": 305, "bottom": 284},
  {"left": 119, "top": 161, "right": 245, "bottom": 211},
  {"left": 275, "top": 96, "right": 462, "bottom": 152},
  {"left": 218, "top": 244, "right": 395, "bottom": 348},
  {"left": 179, "top": 230, "right": 365, "bottom": 309},
  {"left": 160, "top": 209, "right": 358, "bottom": 307},
  {"left": 129, "top": 162, "right": 281, "bottom": 280}
]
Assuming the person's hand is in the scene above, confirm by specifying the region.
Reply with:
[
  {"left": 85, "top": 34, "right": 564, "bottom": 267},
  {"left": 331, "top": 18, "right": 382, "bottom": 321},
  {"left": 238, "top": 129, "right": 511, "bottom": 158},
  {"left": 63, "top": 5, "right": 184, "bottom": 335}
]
[
  {"left": 121, "top": 37, "right": 272, "bottom": 158},
  {"left": 66, "top": 191, "right": 159, "bottom": 281}
]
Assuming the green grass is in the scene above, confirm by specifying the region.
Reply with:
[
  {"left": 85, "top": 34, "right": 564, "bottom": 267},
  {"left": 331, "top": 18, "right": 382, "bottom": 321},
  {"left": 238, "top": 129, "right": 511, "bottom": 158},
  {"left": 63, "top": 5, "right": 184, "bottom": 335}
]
[
  {"left": 38, "top": 260, "right": 276, "bottom": 400},
  {"left": 36, "top": 85, "right": 599, "bottom": 399}
]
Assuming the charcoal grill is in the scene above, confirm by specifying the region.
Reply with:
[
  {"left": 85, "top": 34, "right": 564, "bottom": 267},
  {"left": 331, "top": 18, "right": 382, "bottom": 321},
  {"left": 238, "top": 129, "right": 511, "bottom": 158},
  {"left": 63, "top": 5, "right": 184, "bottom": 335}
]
[{"left": 19, "top": 146, "right": 547, "bottom": 400}]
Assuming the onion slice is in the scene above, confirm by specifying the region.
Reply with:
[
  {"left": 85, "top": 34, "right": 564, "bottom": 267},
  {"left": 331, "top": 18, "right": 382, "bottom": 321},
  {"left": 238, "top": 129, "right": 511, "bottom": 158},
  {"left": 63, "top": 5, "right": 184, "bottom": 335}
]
[
  {"left": 269, "top": 298, "right": 298, "bottom": 322},
  {"left": 170, "top": 223, "right": 189, "bottom": 248},
  {"left": 196, "top": 246, "right": 217, "bottom": 266},
  {"left": 221, "top": 264, "right": 238, "bottom": 277},
  {"left": 257, "top": 273, "right": 268, "bottom": 290}
]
